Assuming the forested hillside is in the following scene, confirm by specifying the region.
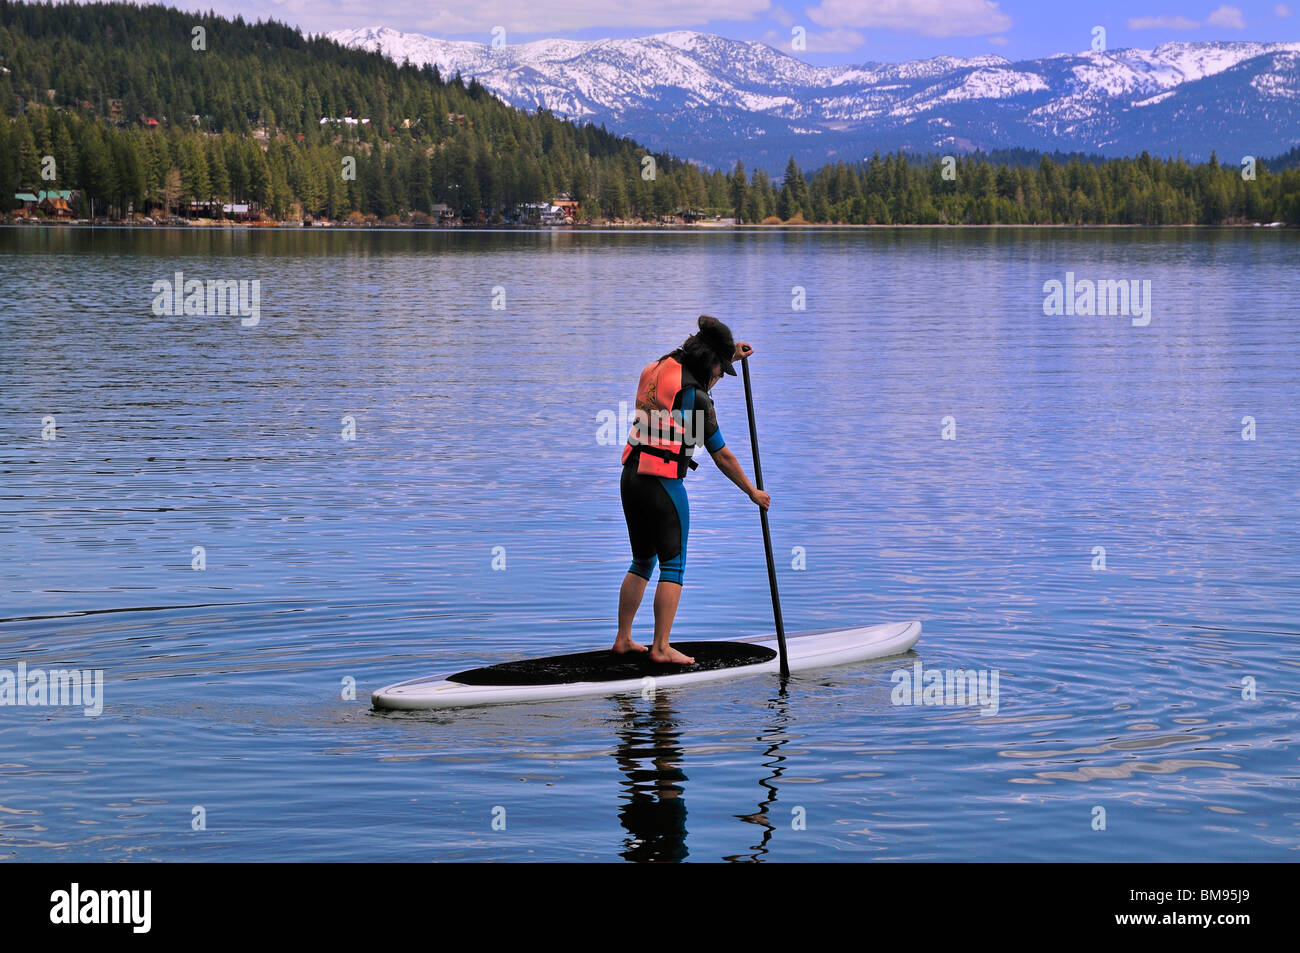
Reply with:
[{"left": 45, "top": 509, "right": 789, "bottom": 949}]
[
  {"left": 0, "top": 1, "right": 720, "bottom": 219},
  {"left": 0, "top": 2, "right": 1296, "bottom": 224},
  {"left": 750, "top": 153, "right": 1300, "bottom": 225}
]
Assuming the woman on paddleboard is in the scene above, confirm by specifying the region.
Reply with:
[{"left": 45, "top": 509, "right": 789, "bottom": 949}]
[{"left": 614, "top": 315, "right": 771, "bottom": 665}]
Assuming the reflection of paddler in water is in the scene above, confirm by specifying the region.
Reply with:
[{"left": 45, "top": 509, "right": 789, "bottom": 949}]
[
  {"left": 612, "top": 689, "right": 689, "bottom": 862},
  {"left": 723, "top": 683, "right": 793, "bottom": 863},
  {"left": 613, "top": 316, "right": 771, "bottom": 666},
  {"left": 610, "top": 681, "right": 794, "bottom": 863}
]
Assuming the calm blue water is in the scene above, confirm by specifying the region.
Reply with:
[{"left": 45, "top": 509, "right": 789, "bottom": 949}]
[{"left": 1, "top": 226, "right": 1296, "bottom": 861}]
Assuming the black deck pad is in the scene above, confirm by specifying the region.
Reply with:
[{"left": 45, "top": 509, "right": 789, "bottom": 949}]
[{"left": 447, "top": 641, "right": 778, "bottom": 686}]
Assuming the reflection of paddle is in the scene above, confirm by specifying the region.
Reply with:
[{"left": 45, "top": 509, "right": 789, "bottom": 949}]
[{"left": 740, "top": 354, "right": 789, "bottom": 678}]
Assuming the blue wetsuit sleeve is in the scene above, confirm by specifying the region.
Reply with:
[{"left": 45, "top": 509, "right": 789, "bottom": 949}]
[
  {"left": 678, "top": 386, "right": 725, "bottom": 453},
  {"left": 697, "top": 390, "right": 725, "bottom": 452}
]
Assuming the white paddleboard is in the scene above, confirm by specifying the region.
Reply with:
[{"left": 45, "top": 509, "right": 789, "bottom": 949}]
[{"left": 372, "top": 620, "right": 921, "bottom": 711}]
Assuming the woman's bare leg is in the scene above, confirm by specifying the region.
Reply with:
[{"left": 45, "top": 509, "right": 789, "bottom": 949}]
[
  {"left": 612, "top": 572, "right": 649, "bottom": 653},
  {"left": 649, "top": 581, "right": 694, "bottom": 664}
]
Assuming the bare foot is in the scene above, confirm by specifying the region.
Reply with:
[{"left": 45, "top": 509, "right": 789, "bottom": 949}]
[
  {"left": 649, "top": 646, "right": 696, "bottom": 665},
  {"left": 612, "top": 636, "right": 649, "bottom": 654}
]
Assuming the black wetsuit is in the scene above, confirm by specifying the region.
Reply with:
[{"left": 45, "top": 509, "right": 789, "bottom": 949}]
[{"left": 620, "top": 364, "right": 725, "bottom": 586}]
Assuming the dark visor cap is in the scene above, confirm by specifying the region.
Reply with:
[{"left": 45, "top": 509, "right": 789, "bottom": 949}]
[{"left": 697, "top": 315, "right": 737, "bottom": 375}]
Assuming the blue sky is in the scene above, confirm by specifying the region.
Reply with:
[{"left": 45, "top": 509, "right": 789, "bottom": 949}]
[{"left": 196, "top": 1, "right": 1297, "bottom": 63}]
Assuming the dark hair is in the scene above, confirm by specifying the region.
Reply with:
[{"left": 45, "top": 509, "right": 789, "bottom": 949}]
[
  {"left": 666, "top": 339, "right": 719, "bottom": 386},
  {"left": 663, "top": 315, "right": 735, "bottom": 385}
]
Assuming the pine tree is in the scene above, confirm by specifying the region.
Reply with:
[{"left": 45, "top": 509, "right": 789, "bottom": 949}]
[
  {"left": 729, "top": 159, "right": 748, "bottom": 220},
  {"left": 778, "top": 157, "right": 808, "bottom": 220},
  {"left": 12, "top": 117, "right": 40, "bottom": 186}
]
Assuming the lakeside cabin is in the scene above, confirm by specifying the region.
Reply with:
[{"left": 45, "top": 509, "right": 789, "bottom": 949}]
[
  {"left": 511, "top": 202, "right": 575, "bottom": 225},
  {"left": 429, "top": 203, "right": 459, "bottom": 225},
  {"left": 540, "top": 204, "right": 571, "bottom": 225},
  {"left": 184, "top": 200, "right": 258, "bottom": 221},
  {"left": 552, "top": 197, "right": 579, "bottom": 222},
  {"left": 512, "top": 196, "right": 579, "bottom": 225},
  {"left": 12, "top": 190, "right": 77, "bottom": 218}
]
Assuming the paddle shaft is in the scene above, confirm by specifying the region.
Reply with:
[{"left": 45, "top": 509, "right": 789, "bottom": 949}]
[{"left": 740, "top": 355, "right": 789, "bottom": 678}]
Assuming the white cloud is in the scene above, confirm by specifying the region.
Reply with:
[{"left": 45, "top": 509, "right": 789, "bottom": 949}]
[
  {"left": 1277, "top": 4, "right": 1293, "bottom": 17},
  {"left": 768, "top": 5, "right": 799, "bottom": 28},
  {"left": 1127, "top": 14, "right": 1201, "bottom": 30},
  {"left": 806, "top": 0, "right": 1012, "bottom": 38},
  {"left": 1127, "top": 6, "right": 1247, "bottom": 30},
  {"left": 1206, "top": 4, "right": 1246, "bottom": 28},
  {"left": 211, "top": 1, "right": 773, "bottom": 35},
  {"left": 988, "top": 35, "right": 1009, "bottom": 46},
  {"left": 761, "top": 26, "right": 865, "bottom": 52}
]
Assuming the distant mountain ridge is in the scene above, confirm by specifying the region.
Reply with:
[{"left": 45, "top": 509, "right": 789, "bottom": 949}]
[{"left": 328, "top": 27, "right": 1300, "bottom": 172}]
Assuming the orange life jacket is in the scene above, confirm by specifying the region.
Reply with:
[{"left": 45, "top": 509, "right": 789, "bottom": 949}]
[{"left": 621, "top": 356, "right": 701, "bottom": 479}]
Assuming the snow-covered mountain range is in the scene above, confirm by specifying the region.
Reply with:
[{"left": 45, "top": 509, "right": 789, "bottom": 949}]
[{"left": 329, "top": 26, "right": 1300, "bottom": 171}]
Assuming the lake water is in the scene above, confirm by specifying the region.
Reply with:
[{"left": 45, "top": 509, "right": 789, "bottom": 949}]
[{"left": 1, "top": 226, "right": 1296, "bottom": 861}]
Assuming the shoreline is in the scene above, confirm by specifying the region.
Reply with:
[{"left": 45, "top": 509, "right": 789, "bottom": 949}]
[{"left": 2, "top": 220, "right": 1290, "bottom": 231}]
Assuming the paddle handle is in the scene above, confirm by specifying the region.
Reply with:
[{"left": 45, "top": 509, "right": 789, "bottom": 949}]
[{"left": 741, "top": 355, "right": 789, "bottom": 678}]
